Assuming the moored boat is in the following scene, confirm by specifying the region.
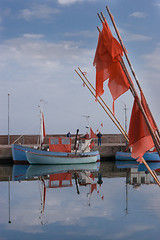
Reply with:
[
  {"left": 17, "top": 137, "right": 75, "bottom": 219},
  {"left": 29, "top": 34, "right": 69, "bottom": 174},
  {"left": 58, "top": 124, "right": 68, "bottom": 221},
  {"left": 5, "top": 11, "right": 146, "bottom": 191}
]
[
  {"left": 12, "top": 109, "right": 100, "bottom": 164},
  {"left": 116, "top": 151, "right": 160, "bottom": 162},
  {"left": 26, "top": 150, "right": 98, "bottom": 165},
  {"left": 12, "top": 138, "right": 100, "bottom": 164}
]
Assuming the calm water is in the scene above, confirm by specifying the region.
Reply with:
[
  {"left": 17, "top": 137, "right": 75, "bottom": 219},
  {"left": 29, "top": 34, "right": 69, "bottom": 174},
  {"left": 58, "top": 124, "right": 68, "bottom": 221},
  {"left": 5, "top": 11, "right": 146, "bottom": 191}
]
[{"left": 1, "top": 161, "right": 160, "bottom": 240}]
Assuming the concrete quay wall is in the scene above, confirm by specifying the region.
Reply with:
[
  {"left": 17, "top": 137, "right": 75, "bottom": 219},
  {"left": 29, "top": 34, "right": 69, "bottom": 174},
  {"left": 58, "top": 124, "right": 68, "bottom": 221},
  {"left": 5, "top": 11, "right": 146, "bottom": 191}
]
[{"left": 0, "top": 134, "right": 126, "bottom": 162}]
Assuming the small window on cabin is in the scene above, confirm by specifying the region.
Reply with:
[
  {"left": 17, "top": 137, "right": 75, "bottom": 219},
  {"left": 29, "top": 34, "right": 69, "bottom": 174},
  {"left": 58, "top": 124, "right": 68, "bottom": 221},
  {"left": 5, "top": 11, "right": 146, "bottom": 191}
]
[
  {"left": 50, "top": 138, "right": 59, "bottom": 145},
  {"left": 62, "top": 138, "right": 70, "bottom": 145}
]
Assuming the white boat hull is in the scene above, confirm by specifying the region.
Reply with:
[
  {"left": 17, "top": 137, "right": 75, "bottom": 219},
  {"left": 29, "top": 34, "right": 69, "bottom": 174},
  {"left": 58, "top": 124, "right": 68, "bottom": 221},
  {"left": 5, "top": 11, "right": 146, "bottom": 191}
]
[{"left": 26, "top": 151, "right": 98, "bottom": 165}]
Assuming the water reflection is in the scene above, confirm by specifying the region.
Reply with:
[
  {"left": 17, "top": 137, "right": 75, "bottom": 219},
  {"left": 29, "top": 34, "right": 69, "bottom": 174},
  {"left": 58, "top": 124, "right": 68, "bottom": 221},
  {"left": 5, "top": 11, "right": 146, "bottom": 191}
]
[
  {"left": 11, "top": 162, "right": 103, "bottom": 225},
  {"left": 1, "top": 161, "right": 160, "bottom": 240},
  {"left": 116, "top": 160, "right": 159, "bottom": 186}
]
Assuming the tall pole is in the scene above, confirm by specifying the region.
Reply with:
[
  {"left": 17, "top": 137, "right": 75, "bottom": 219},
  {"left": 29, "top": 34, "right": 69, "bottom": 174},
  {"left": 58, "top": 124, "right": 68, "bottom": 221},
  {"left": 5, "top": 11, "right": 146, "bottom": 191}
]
[
  {"left": 105, "top": 6, "right": 160, "bottom": 139},
  {"left": 8, "top": 176, "right": 11, "bottom": 223},
  {"left": 98, "top": 12, "right": 160, "bottom": 156},
  {"left": 124, "top": 104, "right": 128, "bottom": 147},
  {"left": 76, "top": 69, "right": 160, "bottom": 186},
  {"left": 78, "top": 67, "right": 129, "bottom": 140},
  {"left": 8, "top": 93, "right": 10, "bottom": 145},
  {"left": 124, "top": 104, "right": 127, "bottom": 134}
]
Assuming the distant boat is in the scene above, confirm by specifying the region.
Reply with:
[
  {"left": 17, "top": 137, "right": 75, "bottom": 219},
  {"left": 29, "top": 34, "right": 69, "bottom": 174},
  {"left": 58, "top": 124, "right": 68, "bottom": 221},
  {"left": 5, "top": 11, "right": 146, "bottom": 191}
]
[
  {"left": 12, "top": 110, "right": 100, "bottom": 164},
  {"left": 116, "top": 151, "right": 160, "bottom": 162}
]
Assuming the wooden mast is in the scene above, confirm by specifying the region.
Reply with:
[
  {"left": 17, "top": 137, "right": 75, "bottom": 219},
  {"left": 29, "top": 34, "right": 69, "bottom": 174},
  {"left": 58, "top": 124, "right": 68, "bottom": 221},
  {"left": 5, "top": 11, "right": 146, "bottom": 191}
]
[
  {"left": 75, "top": 69, "right": 129, "bottom": 142},
  {"left": 97, "top": 12, "right": 160, "bottom": 157},
  {"left": 105, "top": 6, "right": 160, "bottom": 140},
  {"left": 75, "top": 68, "right": 160, "bottom": 186},
  {"left": 78, "top": 67, "right": 128, "bottom": 140}
]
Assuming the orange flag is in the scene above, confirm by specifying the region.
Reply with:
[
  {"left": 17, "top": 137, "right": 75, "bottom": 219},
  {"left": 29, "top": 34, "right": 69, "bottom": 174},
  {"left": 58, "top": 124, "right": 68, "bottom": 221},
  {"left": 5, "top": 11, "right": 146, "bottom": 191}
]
[
  {"left": 40, "top": 112, "right": 46, "bottom": 145},
  {"left": 108, "top": 61, "right": 130, "bottom": 101},
  {"left": 91, "top": 183, "right": 97, "bottom": 194},
  {"left": 141, "top": 90, "right": 157, "bottom": 131},
  {"left": 93, "top": 31, "right": 112, "bottom": 97},
  {"left": 90, "top": 127, "right": 97, "bottom": 138},
  {"left": 93, "top": 20, "right": 130, "bottom": 104},
  {"left": 128, "top": 97, "right": 154, "bottom": 163}
]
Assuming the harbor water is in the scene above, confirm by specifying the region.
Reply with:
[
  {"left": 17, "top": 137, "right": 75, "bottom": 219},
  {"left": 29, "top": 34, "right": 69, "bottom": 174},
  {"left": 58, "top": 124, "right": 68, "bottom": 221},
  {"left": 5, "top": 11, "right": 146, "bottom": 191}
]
[{"left": 1, "top": 161, "right": 160, "bottom": 240}]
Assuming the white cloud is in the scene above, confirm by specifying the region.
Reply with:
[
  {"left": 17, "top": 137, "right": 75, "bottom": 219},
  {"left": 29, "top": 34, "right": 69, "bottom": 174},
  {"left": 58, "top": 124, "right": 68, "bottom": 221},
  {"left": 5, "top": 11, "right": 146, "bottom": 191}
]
[
  {"left": 19, "top": 4, "right": 60, "bottom": 21},
  {"left": 119, "top": 28, "right": 152, "bottom": 42},
  {"left": 64, "top": 30, "right": 97, "bottom": 38},
  {"left": 58, "top": 0, "right": 96, "bottom": 5},
  {"left": 0, "top": 34, "right": 99, "bottom": 134},
  {"left": 22, "top": 34, "right": 44, "bottom": 39},
  {"left": 142, "top": 43, "right": 160, "bottom": 72},
  {"left": 109, "top": 224, "right": 154, "bottom": 239},
  {"left": 129, "top": 11, "right": 147, "bottom": 18}
]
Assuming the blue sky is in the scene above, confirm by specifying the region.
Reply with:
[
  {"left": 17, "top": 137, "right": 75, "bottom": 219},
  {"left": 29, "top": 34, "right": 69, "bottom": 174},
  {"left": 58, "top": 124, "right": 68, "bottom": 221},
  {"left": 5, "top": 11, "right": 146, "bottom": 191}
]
[{"left": 0, "top": 0, "right": 160, "bottom": 135}]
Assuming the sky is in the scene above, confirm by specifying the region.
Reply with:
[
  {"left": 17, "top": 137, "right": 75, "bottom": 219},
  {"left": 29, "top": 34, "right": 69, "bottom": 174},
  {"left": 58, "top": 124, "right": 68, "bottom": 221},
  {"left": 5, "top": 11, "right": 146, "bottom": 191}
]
[{"left": 0, "top": 0, "right": 160, "bottom": 135}]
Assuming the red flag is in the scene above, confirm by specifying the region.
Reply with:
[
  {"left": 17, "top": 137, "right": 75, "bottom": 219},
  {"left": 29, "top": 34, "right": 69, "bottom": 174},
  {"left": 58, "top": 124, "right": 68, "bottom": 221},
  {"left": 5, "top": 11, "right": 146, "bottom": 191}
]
[
  {"left": 40, "top": 112, "right": 46, "bottom": 145},
  {"left": 100, "top": 123, "right": 103, "bottom": 127},
  {"left": 141, "top": 90, "right": 157, "bottom": 131},
  {"left": 108, "top": 61, "right": 130, "bottom": 101},
  {"left": 93, "top": 31, "right": 111, "bottom": 97},
  {"left": 42, "top": 112, "right": 46, "bottom": 138},
  {"left": 90, "top": 127, "right": 97, "bottom": 138},
  {"left": 93, "top": 20, "right": 130, "bottom": 102},
  {"left": 91, "top": 183, "right": 97, "bottom": 194},
  {"left": 128, "top": 97, "right": 154, "bottom": 163}
]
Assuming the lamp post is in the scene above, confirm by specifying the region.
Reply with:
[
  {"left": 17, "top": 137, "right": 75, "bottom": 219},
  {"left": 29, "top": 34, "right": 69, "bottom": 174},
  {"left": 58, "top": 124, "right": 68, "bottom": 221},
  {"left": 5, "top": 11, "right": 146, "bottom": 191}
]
[{"left": 8, "top": 93, "right": 10, "bottom": 145}]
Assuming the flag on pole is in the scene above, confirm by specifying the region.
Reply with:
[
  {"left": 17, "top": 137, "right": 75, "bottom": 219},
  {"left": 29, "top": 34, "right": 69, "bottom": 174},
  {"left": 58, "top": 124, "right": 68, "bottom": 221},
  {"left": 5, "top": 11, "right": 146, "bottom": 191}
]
[
  {"left": 141, "top": 90, "right": 157, "bottom": 131},
  {"left": 128, "top": 97, "right": 154, "bottom": 163},
  {"left": 40, "top": 112, "right": 46, "bottom": 146},
  {"left": 93, "top": 19, "right": 130, "bottom": 107},
  {"left": 90, "top": 127, "right": 97, "bottom": 138},
  {"left": 101, "top": 123, "right": 103, "bottom": 127}
]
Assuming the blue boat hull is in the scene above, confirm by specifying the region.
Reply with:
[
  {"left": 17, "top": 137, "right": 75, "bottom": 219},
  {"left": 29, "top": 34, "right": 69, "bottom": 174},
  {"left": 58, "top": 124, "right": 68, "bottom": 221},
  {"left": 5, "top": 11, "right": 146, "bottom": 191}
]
[
  {"left": 116, "top": 151, "right": 160, "bottom": 162},
  {"left": 12, "top": 144, "right": 100, "bottom": 164},
  {"left": 116, "top": 160, "right": 160, "bottom": 173},
  {"left": 12, "top": 162, "right": 100, "bottom": 181}
]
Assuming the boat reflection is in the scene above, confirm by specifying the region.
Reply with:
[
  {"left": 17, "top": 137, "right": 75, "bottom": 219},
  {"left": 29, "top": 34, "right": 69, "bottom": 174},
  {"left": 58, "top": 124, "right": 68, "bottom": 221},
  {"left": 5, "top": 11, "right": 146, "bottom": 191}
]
[
  {"left": 116, "top": 160, "right": 160, "bottom": 186},
  {"left": 12, "top": 162, "right": 104, "bottom": 224}
]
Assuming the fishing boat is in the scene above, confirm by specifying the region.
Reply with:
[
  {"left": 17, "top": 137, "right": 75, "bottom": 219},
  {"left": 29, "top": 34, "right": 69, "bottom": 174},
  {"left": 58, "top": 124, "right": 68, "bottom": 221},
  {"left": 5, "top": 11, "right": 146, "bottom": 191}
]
[
  {"left": 12, "top": 109, "right": 100, "bottom": 164},
  {"left": 116, "top": 151, "right": 160, "bottom": 162},
  {"left": 12, "top": 136, "right": 100, "bottom": 164},
  {"left": 26, "top": 151, "right": 98, "bottom": 165}
]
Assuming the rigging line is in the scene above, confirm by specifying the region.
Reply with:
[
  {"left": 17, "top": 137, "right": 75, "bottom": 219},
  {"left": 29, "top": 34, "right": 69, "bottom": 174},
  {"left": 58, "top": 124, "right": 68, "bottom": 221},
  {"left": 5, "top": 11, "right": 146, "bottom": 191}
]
[
  {"left": 12, "top": 119, "right": 40, "bottom": 144},
  {"left": 78, "top": 67, "right": 128, "bottom": 140},
  {"left": 75, "top": 69, "right": 129, "bottom": 142}
]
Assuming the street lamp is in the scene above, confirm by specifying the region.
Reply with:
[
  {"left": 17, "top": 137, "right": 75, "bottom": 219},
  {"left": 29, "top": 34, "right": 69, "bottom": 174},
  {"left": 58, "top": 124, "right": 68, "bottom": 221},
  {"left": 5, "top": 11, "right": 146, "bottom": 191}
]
[{"left": 8, "top": 93, "right": 10, "bottom": 145}]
